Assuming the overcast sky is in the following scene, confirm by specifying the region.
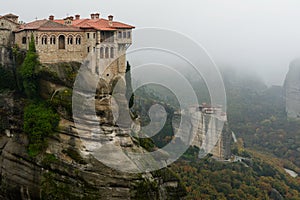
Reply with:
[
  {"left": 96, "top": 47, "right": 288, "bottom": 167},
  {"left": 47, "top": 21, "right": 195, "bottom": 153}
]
[{"left": 2, "top": 0, "right": 300, "bottom": 85}]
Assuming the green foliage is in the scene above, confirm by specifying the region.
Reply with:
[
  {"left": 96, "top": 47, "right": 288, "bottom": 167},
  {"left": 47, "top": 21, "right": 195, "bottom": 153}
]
[
  {"left": 42, "top": 153, "right": 58, "bottom": 165},
  {"left": 41, "top": 172, "right": 72, "bottom": 199},
  {"left": 23, "top": 102, "right": 59, "bottom": 157},
  {"left": 172, "top": 152, "right": 300, "bottom": 200},
  {"left": 0, "top": 65, "right": 15, "bottom": 90},
  {"left": 136, "top": 137, "right": 156, "bottom": 152},
  {"left": 19, "top": 35, "right": 40, "bottom": 99},
  {"left": 134, "top": 179, "right": 159, "bottom": 200},
  {"left": 50, "top": 88, "right": 73, "bottom": 117},
  {"left": 224, "top": 72, "right": 300, "bottom": 167}
]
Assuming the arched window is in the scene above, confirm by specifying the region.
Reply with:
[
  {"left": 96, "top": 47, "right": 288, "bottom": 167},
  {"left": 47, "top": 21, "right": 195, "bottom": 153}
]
[
  {"left": 100, "top": 47, "right": 104, "bottom": 58},
  {"left": 50, "top": 36, "right": 56, "bottom": 45},
  {"left": 67, "top": 36, "right": 73, "bottom": 45},
  {"left": 58, "top": 35, "right": 65, "bottom": 49},
  {"left": 110, "top": 47, "right": 114, "bottom": 58},
  {"left": 75, "top": 36, "right": 81, "bottom": 45},
  {"left": 105, "top": 47, "right": 109, "bottom": 58},
  {"left": 42, "top": 36, "right": 47, "bottom": 45}
]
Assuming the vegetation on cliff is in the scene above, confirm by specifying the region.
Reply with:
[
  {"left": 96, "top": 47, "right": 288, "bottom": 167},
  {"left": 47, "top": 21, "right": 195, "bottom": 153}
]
[
  {"left": 19, "top": 35, "right": 40, "bottom": 99},
  {"left": 24, "top": 102, "right": 59, "bottom": 156}
]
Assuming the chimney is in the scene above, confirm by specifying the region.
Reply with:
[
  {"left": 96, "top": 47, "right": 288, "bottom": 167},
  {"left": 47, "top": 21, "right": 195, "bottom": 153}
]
[
  {"left": 49, "top": 15, "right": 54, "bottom": 21},
  {"left": 108, "top": 15, "right": 113, "bottom": 26},
  {"left": 108, "top": 15, "right": 114, "bottom": 21},
  {"left": 69, "top": 16, "right": 74, "bottom": 21},
  {"left": 91, "top": 13, "right": 95, "bottom": 19},
  {"left": 75, "top": 14, "right": 80, "bottom": 20},
  {"left": 95, "top": 13, "right": 100, "bottom": 19}
]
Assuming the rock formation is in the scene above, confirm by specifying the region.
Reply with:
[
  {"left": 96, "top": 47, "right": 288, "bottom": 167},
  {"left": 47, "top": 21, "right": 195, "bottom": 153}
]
[
  {"left": 0, "top": 61, "right": 186, "bottom": 199},
  {"left": 172, "top": 106, "right": 231, "bottom": 160},
  {"left": 284, "top": 59, "right": 300, "bottom": 118}
]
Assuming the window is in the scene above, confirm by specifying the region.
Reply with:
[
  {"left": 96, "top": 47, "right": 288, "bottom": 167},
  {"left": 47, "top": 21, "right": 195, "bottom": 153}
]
[
  {"left": 58, "top": 35, "right": 65, "bottom": 49},
  {"left": 68, "top": 36, "right": 73, "bottom": 45},
  {"left": 35, "top": 36, "right": 38, "bottom": 45},
  {"left": 127, "top": 31, "right": 131, "bottom": 38},
  {"left": 100, "top": 47, "right": 104, "bottom": 58},
  {"left": 22, "top": 37, "right": 26, "bottom": 44},
  {"left": 87, "top": 33, "right": 90, "bottom": 39},
  {"left": 93, "top": 47, "right": 95, "bottom": 52},
  {"left": 50, "top": 36, "right": 56, "bottom": 45},
  {"left": 42, "top": 36, "right": 47, "bottom": 45},
  {"left": 105, "top": 47, "right": 109, "bottom": 58},
  {"left": 93, "top": 33, "right": 96, "bottom": 39},
  {"left": 110, "top": 47, "right": 114, "bottom": 58},
  {"left": 118, "top": 31, "right": 122, "bottom": 38},
  {"left": 123, "top": 31, "right": 126, "bottom": 38},
  {"left": 76, "top": 36, "right": 81, "bottom": 44},
  {"left": 87, "top": 46, "right": 90, "bottom": 52},
  {"left": 1, "top": 23, "right": 4, "bottom": 26}
]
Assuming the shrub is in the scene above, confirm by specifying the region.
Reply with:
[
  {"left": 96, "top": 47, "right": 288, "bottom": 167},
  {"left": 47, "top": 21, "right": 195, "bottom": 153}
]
[{"left": 23, "top": 102, "right": 59, "bottom": 157}]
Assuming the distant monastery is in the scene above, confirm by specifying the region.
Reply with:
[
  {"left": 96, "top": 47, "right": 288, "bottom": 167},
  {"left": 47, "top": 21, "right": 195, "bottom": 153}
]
[{"left": 0, "top": 13, "right": 134, "bottom": 64}]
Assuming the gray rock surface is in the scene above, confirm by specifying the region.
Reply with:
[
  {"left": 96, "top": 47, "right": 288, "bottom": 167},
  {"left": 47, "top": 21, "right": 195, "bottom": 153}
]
[
  {"left": 284, "top": 59, "right": 300, "bottom": 118},
  {"left": 0, "top": 62, "right": 186, "bottom": 199}
]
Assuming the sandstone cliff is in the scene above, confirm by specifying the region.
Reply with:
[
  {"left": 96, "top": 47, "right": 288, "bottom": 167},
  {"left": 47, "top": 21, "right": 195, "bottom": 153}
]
[
  {"left": 172, "top": 107, "right": 231, "bottom": 160},
  {"left": 0, "top": 62, "right": 186, "bottom": 199},
  {"left": 284, "top": 59, "right": 300, "bottom": 118}
]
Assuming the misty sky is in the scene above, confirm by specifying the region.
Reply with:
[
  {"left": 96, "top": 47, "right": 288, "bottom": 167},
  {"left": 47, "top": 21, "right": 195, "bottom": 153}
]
[{"left": 2, "top": 0, "right": 300, "bottom": 85}]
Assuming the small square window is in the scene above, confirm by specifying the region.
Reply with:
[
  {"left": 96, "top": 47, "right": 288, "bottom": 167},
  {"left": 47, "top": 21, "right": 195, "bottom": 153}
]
[{"left": 22, "top": 37, "right": 26, "bottom": 44}]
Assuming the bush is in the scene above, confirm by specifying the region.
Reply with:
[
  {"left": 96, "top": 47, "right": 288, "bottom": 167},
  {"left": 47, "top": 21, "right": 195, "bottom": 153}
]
[{"left": 23, "top": 102, "right": 59, "bottom": 157}]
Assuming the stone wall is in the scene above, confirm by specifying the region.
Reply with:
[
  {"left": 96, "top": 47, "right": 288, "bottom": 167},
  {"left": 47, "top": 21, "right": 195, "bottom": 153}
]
[
  {"left": 15, "top": 31, "right": 87, "bottom": 63},
  {"left": 0, "top": 18, "right": 18, "bottom": 46}
]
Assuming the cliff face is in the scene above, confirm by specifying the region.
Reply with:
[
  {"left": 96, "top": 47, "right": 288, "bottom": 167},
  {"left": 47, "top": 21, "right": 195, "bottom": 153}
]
[
  {"left": 0, "top": 62, "right": 186, "bottom": 199},
  {"left": 172, "top": 107, "right": 231, "bottom": 160},
  {"left": 284, "top": 59, "right": 300, "bottom": 118}
]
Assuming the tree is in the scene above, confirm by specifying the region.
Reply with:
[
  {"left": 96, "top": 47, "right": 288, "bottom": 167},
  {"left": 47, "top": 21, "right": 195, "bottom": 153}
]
[
  {"left": 20, "top": 34, "right": 39, "bottom": 99},
  {"left": 125, "top": 61, "right": 134, "bottom": 108}
]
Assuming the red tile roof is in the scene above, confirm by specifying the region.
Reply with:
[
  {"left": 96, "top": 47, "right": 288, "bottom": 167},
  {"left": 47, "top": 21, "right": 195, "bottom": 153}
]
[
  {"left": 54, "top": 18, "right": 135, "bottom": 31},
  {"left": 16, "top": 16, "right": 134, "bottom": 32},
  {"left": 16, "top": 19, "right": 82, "bottom": 32}
]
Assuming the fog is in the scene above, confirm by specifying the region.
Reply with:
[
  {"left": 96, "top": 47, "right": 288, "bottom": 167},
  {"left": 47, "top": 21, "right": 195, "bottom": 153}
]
[{"left": 2, "top": 0, "right": 300, "bottom": 85}]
